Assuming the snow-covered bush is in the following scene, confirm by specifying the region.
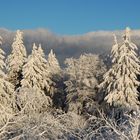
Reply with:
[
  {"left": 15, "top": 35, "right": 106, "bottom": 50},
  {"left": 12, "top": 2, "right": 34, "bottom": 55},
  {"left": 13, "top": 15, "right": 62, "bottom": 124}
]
[
  {"left": 81, "top": 110, "right": 140, "bottom": 140},
  {"left": 0, "top": 110, "right": 86, "bottom": 140},
  {"left": 0, "top": 109, "right": 139, "bottom": 140},
  {"left": 16, "top": 88, "right": 52, "bottom": 114}
]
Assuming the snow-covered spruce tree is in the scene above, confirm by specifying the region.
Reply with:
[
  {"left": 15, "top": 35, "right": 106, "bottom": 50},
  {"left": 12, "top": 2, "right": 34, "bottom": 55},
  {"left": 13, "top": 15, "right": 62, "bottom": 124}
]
[
  {"left": 98, "top": 34, "right": 119, "bottom": 103},
  {"left": 65, "top": 54, "right": 106, "bottom": 114},
  {"left": 6, "top": 30, "right": 27, "bottom": 89},
  {"left": 18, "top": 43, "right": 52, "bottom": 113},
  {"left": 100, "top": 27, "right": 140, "bottom": 110},
  {"left": 0, "top": 37, "right": 15, "bottom": 125},
  {"left": 37, "top": 44, "right": 53, "bottom": 93},
  {"left": 47, "top": 49, "right": 66, "bottom": 110}
]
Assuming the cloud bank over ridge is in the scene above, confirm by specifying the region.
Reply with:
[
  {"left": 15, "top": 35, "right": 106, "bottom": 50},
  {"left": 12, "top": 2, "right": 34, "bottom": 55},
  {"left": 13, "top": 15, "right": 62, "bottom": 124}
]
[{"left": 0, "top": 28, "right": 140, "bottom": 65}]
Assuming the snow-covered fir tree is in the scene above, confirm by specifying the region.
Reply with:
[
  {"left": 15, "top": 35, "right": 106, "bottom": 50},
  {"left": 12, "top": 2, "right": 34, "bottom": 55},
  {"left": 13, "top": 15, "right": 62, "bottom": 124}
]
[
  {"left": 6, "top": 30, "right": 27, "bottom": 89},
  {"left": 0, "top": 37, "right": 15, "bottom": 125},
  {"left": 36, "top": 44, "right": 53, "bottom": 92},
  {"left": 21, "top": 43, "right": 41, "bottom": 89},
  {"left": 98, "top": 34, "right": 120, "bottom": 103},
  {"left": 100, "top": 27, "right": 140, "bottom": 110},
  {"left": 18, "top": 43, "right": 52, "bottom": 112},
  {"left": 65, "top": 54, "right": 106, "bottom": 114},
  {"left": 47, "top": 49, "right": 66, "bottom": 109},
  {"left": 21, "top": 44, "right": 53, "bottom": 92}
]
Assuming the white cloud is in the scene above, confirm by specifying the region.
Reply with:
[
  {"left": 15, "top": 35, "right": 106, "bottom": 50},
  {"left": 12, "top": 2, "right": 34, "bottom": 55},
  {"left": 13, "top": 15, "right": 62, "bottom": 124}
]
[{"left": 0, "top": 28, "right": 140, "bottom": 65}]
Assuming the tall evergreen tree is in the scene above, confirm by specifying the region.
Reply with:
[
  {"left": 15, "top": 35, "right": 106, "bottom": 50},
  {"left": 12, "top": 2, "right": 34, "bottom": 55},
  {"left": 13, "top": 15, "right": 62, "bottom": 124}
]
[
  {"left": 47, "top": 49, "right": 65, "bottom": 109},
  {"left": 6, "top": 30, "right": 27, "bottom": 89},
  {"left": 21, "top": 44, "right": 52, "bottom": 91},
  {"left": 37, "top": 44, "right": 53, "bottom": 91},
  {"left": 18, "top": 43, "right": 52, "bottom": 112},
  {"left": 100, "top": 27, "right": 140, "bottom": 110},
  {"left": 0, "top": 37, "right": 15, "bottom": 124}
]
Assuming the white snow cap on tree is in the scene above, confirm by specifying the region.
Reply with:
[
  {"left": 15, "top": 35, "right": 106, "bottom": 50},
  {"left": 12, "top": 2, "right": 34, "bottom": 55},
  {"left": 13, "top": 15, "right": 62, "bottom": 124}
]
[
  {"left": 6, "top": 30, "right": 27, "bottom": 86},
  {"left": 111, "top": 34, "right": 119, "bottom": 63},
  {"left": 100, "top": 27, "right": 140, "bottom": 110},
  {"left": 47, "top": 49, "right": 61, "bottom": 75},
  {"left": 124, "top": 27, "right": 131, "bottom": 41}
]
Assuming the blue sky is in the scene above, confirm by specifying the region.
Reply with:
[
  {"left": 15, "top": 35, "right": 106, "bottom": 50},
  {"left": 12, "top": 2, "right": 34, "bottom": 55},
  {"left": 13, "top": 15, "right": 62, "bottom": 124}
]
[{"left": 0, "top": 0, "right": 140, "bottom": 35}]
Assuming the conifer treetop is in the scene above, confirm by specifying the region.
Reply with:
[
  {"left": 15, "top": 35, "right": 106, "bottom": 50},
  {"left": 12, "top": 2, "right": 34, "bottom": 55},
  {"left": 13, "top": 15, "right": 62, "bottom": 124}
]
[
  {"left": 123, "top": 27, "right": 131, "bottom": 42},
  {"left": 48, "top": 49, "right": 61, "bottom": 74},
  {"left": 12, "top": 30, "right": 26, "bottom": 55},
  {"left": 6, "top": 30, "right": 27, "bottom": 72},
  {"left": 113, "top": 34, "right": 117, "bottom": 44},
  {"left": 111, "top": 34, "right": 119, "bottom": 64}
]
